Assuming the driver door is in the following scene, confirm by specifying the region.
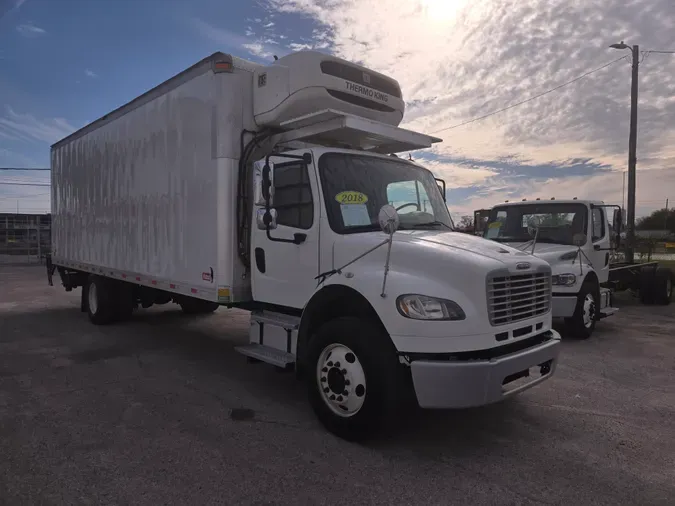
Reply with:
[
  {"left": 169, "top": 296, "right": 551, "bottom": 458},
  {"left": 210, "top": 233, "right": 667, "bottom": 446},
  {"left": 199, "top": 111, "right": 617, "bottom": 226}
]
[
  {"left": 250, "top": 155, "right": 321, "bottom": 309},
  {"left": 589, "top": 206, "right": 610, "bottom": 283}
]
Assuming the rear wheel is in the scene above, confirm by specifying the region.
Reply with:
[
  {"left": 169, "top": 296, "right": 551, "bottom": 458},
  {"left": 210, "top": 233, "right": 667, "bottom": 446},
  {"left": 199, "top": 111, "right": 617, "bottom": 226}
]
[
  {"left": 85, "top": 275, "right": 116, "bottom": 325},
  {"left": 639, "top": 266, "right": 656, "bottom": 305},
  {"left": 305, "top": 316, "right": 402, "bottom": 442},
  {"left": 652, "top": 267, "right": 674, "bottom": 305},
  {"left": 565, "top": 280, "right": 598, "bottom": 339}
]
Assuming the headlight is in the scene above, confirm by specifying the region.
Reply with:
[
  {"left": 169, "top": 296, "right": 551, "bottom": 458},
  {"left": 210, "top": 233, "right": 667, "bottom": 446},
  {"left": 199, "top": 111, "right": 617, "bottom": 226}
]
[
  {"left": 396, "top": 294, "right": 466, "bottom": 321},
  {"left": 552, "top": 273, "right": 577, "bottom": 286},
  {"left": 559, "top": 251, "right": 578, "bottom": 261}
]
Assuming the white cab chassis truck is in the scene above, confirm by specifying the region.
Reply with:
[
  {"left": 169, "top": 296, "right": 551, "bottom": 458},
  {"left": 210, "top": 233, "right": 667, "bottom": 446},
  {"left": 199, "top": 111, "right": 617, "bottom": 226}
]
[
  {"left": 46, "top": 50, "right": 561, "bottom": 440},
  {"left": 477, "top": 199, "right": 674, "bottom": 339}
]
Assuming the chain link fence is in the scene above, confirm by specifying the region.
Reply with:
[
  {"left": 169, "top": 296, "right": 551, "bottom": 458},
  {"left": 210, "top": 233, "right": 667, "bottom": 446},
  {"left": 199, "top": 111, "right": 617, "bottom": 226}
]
[{"left": 0, "top": 213, "right": 51, "bottom": 266}]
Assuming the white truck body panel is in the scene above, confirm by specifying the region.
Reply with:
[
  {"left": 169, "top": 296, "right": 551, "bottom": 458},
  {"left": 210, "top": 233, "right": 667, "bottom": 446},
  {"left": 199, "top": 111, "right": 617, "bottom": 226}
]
[{"left": 51, "top": 53, "right": 256, "bottom": 303}]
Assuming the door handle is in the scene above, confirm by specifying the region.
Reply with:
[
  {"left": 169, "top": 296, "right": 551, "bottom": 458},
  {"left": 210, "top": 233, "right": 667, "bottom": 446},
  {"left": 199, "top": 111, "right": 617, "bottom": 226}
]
[
  {"left": 293, "top": 233, "right": 307, "bottom": 244},
  {"left": 593, "top": 244, "right": 601, "bottom": 251}
]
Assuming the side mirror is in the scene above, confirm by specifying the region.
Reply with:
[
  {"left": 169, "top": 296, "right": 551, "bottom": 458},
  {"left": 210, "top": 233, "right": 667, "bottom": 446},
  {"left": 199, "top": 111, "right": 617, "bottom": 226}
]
[
  {"left": 573, "top": 233, "right": 587, "bottom": 247},
  {"left": 378, "top": 204, "right": 400, "bottom": 235},
  {"left": 612, "top": 208, "right": 623, "bottom": 234},
  {"left": 254, "top": 161, "right": 275, "bottom": 206},
  {"left": 256, "top": 208, "right": 277, "bottom": 230}
]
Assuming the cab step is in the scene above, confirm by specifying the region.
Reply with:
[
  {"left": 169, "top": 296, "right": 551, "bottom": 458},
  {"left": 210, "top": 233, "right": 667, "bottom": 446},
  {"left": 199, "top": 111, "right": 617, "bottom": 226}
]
[
  {"left": 599, "top": 307, "right": 618, "bottom": 319},
  {"left": 235, "top": 343, "right": 295, "bottom": 368}
]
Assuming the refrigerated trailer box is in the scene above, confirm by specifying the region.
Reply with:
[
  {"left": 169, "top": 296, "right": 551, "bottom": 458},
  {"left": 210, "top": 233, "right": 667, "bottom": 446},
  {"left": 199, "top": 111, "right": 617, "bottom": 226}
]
[{"left": 48, "top": 50, "right": 562, "bottom": 441}]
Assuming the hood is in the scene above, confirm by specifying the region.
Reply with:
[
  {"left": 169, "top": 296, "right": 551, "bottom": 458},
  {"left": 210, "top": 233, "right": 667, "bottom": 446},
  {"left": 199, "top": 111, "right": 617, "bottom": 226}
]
[
  {"left": 503, "top": 241, "right": 577, "bottom": 263},
  {"left": 395, "top": 230, "right": 533, "bottom": 263}
]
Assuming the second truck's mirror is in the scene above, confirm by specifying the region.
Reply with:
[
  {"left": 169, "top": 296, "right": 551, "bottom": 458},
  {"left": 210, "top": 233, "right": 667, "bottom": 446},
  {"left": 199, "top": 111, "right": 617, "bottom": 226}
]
[
  {"left": 256, "top": 208, "right": 277, "bottom": 230},
  {"left": 378, "top": 204, "right": 400, "bottom": 235},
  {"left": 613, "top": 208, "right": 623, "bottom": 234}
]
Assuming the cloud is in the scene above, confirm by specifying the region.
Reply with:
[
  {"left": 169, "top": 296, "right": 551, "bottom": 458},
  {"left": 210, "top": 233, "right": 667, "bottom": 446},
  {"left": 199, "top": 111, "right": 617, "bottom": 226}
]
[
  {"left": 16, "top": 22, "right": 45, "bottom": 36},
  {"left": 84, "top": 69, "right": 97, "bottom": 78},
  {"left": 192, "top": 18, "right": 286, "bottom": 61},
  {"left": 263, "top": 0, "right": 675, "bottom": 216},
  {"left": 0, "top": 106, "right": 76, "bottom": 144}
]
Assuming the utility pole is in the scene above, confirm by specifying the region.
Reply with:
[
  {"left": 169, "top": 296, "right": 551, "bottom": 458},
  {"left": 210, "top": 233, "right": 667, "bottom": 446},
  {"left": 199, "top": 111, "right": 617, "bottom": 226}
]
[
  {"left": 665, "top": 198, "right": 669, "bottom": 231},
  {"left": 625, "top": 44, "right": 639, "bottom": 264},
  {"left": 610, "top": 42, "right": 675, "bottom": 262}
]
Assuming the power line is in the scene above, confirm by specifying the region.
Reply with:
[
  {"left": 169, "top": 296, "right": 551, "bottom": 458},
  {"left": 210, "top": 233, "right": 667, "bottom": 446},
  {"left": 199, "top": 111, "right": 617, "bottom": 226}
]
[
  {"left": 0, "top": 167, "right": 51, "bottom": 171},
  {"left": 431, "top": 55, "right": 629, "bottom": 134},
  {"left": 0, "top": 182, "right": 50, "bottom": 187}
]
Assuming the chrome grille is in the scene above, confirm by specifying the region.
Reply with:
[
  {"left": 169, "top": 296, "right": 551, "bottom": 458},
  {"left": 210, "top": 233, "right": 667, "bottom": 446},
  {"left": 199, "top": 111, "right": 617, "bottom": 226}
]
[{"left": 487, "top": 271, "right": 551, "bottom": 326}]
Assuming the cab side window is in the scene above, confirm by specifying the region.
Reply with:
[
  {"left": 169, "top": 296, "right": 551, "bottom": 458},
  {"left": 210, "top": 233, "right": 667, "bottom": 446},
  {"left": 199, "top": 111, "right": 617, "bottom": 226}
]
[
  {"left": 592, "top": 208, "right": 605, "bottom": 242},
  {"left": 273, "top": 162, "right": 313, "bottom": 230}
]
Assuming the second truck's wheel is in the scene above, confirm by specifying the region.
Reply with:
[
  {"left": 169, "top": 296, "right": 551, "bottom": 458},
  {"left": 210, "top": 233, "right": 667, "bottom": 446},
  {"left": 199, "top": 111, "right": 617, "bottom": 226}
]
[
  {"left": 652, "top": 267, "right": 674, "bottom": 305},
  {"left": 639, "top": 266, "right": 656, "bottom": 305},
  {"left": 565, "top": 280, "right": 598, "bottom": 339},
  {"left": 305, "top": 316, "right": 402, "bottom": 442},
  {"left": 86, "top": 275, "right": 116, "bottom": 325}
]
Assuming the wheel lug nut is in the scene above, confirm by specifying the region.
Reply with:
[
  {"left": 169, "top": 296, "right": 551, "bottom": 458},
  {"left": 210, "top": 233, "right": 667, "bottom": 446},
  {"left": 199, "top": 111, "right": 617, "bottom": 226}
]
[
  {"left": 320, "top": 377, "right": 326, "bottom": 383},
  {"left": 337, "top": 396, "right": 343, "bottom": 402},
  {"left": 329, "top": 394, "right": 336, "bottom": 400},
  {"left": 345, "top": 380, "right": 350, "bottom": 386},
  {"left": 322, "top": 367, "right": 328, "bottom": 372},
  {"left": 327, "top": 361, "right": 333, "bottom": 366},
  {"left": 323, "top": 387, "right": 329, "bottom": 393},
  {"left": 334, "top": 362, "right": 340, "bottom": 367},
  {"left": 341, "top": 369, "right": 347, "bottom": 375},
  {"left": 342, "top": 390, "right": 348, "bottom": 396}
]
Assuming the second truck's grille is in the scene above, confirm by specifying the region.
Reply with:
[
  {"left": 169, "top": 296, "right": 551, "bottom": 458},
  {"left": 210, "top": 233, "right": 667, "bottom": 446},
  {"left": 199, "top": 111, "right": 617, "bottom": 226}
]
[{"left": 487, "top": 272, "right": 551, "bottom": 326}]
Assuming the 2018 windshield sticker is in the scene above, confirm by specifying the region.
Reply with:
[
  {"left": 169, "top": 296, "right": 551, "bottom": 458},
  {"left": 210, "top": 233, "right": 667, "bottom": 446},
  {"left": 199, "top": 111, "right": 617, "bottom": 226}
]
[
  {"left": 486, "top": 221, "right": 502, "bottom": 239},
  {"left": 335, "top": 191, "right": 369, "bottom": 205}
]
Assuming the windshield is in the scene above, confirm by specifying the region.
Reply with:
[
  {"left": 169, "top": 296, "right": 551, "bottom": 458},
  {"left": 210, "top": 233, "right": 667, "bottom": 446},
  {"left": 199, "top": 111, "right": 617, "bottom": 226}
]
[
  {"left": 318, "top": 153, "right": 454, "bottom": 234},
  {"left": 484, "top": 203, "right": 588, "bottom": 245}
]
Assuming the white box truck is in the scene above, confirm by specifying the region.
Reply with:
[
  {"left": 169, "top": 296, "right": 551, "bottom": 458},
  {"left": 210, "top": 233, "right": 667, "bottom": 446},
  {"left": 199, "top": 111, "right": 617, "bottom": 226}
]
[{"left": 46, "top": 50, "right": 562, "bottom": 441}]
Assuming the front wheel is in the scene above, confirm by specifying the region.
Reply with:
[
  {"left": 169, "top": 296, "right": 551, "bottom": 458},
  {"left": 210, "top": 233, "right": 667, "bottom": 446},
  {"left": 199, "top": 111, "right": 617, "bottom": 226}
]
[
  {"left": 305, "top": 316, "right": 402, "bottom": 442},
  {"left": 565, "top": 280, "right": 598, "bottom": 339}
]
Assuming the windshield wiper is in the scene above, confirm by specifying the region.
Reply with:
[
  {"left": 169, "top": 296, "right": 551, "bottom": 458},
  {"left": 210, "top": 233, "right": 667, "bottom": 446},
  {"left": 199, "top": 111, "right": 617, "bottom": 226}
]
[
  {"left": 343, "top": 224, "right": 380, "bottom": 233},
  {"left": 402, "top": 221, "right": 452, "bottom": 230}
]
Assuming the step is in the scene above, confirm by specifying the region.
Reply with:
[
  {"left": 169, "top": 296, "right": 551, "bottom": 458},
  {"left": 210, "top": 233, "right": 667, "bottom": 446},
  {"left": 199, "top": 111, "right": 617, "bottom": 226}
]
[
  {"left": 599, "top": 307, "right": 619, "bottom": 319},
  {"left": 235, "top": 343, "right": 295, "bottom": 368}
]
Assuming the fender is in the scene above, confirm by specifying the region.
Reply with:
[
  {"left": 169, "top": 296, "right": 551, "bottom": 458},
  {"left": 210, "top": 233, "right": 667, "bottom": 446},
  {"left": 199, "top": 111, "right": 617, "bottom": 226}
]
[{"left": 295, "top": 283, "right": 386, "bottom": 377}]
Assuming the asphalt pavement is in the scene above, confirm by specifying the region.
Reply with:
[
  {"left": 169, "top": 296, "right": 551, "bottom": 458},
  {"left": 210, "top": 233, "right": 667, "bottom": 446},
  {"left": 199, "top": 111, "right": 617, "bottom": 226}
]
[{"left": 1, "top": 265, "right": 674, "bottom": 505}]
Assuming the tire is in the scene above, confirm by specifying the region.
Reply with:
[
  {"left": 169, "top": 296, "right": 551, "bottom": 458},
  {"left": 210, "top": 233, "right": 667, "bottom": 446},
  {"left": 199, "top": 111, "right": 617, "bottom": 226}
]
[
  {"left": 652, "top": 267, "right": 674, "bottom": 305},
  {"left": 179, "top": 298, "right": 219, "bottom": 315},
  {"left": 85, "top": 275, "right": 116, "bottom": 325},
  {"left": 639, "top": 266, "right": 656, "bottom": 305},
  {"left": 565, "top": 280, "right": 599, "bottom": 339},
  {"left": 305, "top": 316, "right": 403, "bottom": 442},
  {"left": 113, "top": 281, "right": 135, "bottom": 321}
]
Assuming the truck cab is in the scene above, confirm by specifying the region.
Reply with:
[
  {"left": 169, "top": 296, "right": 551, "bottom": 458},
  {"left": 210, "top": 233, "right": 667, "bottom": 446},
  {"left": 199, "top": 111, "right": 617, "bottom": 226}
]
[
  {"left": 239, "top": 106, "right": 562, "bottom": 438},
  {"left": 479, "top": 199, "right": 620, "bottom": 338}
]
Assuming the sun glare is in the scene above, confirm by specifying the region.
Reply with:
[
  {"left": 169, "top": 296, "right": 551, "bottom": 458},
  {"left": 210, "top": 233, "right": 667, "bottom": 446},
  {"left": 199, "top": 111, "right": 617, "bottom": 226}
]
[{"left": 419, "top": 0, "right": 467, "bottom": 23}]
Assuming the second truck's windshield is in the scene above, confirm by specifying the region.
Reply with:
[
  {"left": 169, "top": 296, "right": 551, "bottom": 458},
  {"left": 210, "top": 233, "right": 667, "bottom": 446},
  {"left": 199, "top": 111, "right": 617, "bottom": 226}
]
[
  {"left": 484, "top": 203, "right": 588, "bottom": 245},
  {"left": 318, "top": 152, "right": 454, "bottom": 234}
]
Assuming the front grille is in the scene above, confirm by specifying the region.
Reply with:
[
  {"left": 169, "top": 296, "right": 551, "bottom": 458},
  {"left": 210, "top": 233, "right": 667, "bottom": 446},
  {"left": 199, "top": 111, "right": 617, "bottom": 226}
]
[
  {"left": 487, "top": 272, "right": 551, "bottom": 326},
  {"left": 320, "top": 61, "right": 402, "bottom": 98}
]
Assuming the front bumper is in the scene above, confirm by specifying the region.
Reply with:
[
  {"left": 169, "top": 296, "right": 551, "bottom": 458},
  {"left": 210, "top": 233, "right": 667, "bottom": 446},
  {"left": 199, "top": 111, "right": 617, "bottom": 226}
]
[
  {"left": 552, "top": 294, "right": 577, "bottom": 318},
  {"left": 409, "top": 330, "right": 561, "bottom": 409}
]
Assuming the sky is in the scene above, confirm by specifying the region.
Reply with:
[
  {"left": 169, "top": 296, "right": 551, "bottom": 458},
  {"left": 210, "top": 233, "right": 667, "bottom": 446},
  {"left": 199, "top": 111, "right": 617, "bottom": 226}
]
[{"left": 1, "top": 0, "right": 674, "bottom": 218}]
